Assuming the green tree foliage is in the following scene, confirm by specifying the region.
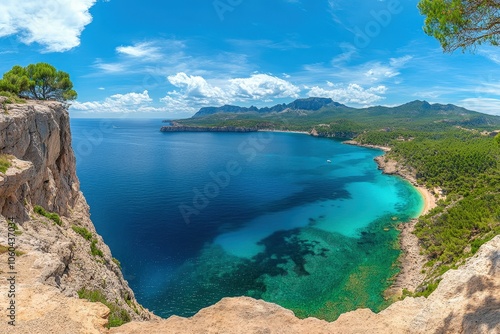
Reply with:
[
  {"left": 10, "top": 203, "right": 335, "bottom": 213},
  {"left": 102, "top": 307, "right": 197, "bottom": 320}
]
[
  {"left": 0, "top": 65, "right": 30, "bottom": 94},
  {"left": 0, "top": 63, "right": 77, "bottom": 101},
  {"left": 373, "top": 131, "right": 500, "bottom": 281},
  {"left": 418, "top": 0, "right": 500, "bottom": 52},
  {"left": 495, "top": 133, "right": 500, "bottom": 146}
]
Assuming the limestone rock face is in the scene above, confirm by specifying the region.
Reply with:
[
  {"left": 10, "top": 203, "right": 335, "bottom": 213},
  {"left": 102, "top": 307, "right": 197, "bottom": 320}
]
[
  {"left": 0, "top": 100, "right": 78, "bottom": 219},
  {"left": 0, "top": 101, "right": 153, "bottom": 333}
]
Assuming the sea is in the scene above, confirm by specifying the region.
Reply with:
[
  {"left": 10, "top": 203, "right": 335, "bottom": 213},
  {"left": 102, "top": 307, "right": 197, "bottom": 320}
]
[{"left": 70, "top": 118, "right": 423, "bottom": 321}]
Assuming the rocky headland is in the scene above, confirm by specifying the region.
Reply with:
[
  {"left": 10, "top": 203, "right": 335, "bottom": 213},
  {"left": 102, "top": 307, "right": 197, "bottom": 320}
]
[{"left": 0, "top": 99, "right": 498, "bottom": 333}]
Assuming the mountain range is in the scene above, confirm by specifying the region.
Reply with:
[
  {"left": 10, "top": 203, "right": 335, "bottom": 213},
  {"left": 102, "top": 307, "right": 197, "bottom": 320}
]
[
  {"left": 181, "top": 98, "right": 500, "bottom": 132},
  {"left": 193, "top": 97, "right": 345, "bottom": 117}
]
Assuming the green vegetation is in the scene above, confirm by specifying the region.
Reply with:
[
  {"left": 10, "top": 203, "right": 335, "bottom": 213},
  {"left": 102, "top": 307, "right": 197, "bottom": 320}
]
[
  {"left": 0, "top": 91, "right": 25, "bottom": 105},
  {"left": 72, "top": 225, "right": 93, "bottom": 241},
  {"left": 33, "top": 205, "right": 62, "bottom": 226},
  {"left": 112, "top": 257, "right": 122, "bottom": 269},
  {"left": 0, "top": 154, "right": 13, "bottom": 173},
  {"left": 90, "top": 239, "right": 104, "bottom": 257},
  {"left": 413, "top": 280, "right": 441, "bottom": 298},
  {"left": 363, "top": 130, "right": 500, "bottom": 289},
  {"left": 8, "top": 220, "right": 23, "bottom": 236},
  {"left": 173, "top": 101, "right": 500, "bottom": 296},
  {"left": 0, "top": 244, "right": 25, "bottom": 256},
  {"left": 418, "top": 0, "right": 500, "bottom": 53},
  {"left": 357, "top": 130, "right": 500, "bottom": 289},
  {"left": 71, "top": 225, "right": 105, "bottom": 258},
  {"left": 0, "top": 63, "right": 77, "bottom": 101},
  {"left": 77, "top": 288, "right": 131, "bottom": 328}
]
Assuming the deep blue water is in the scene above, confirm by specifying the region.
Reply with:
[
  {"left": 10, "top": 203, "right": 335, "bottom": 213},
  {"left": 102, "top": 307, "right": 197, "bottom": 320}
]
[{"left": 70, "top": 118, "right": 423, "bottom": 320}]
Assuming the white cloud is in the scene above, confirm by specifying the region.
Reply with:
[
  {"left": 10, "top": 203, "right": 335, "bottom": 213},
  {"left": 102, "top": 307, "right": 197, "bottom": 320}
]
[
  {"left": 459, "top": 98, "right": 500, "bottom": 116},
  {"left": 229, "top": 74, "right": 300, "bottom": 100},
  {"left": 478, "top": 47, "right": 500, "bottom": 65},
  {"left": 91, "top": 39, "right": 252, "bottom": 78},
  {"left": 71, "top": 90, "right": 165, "bottom": 113},
  {"left": 390, "top": 55, "right": 413, "bottom": 67},
  {"left": 227, "top": 38, "right": 309, "bottom": 50},
  {"left": 116, "top": 42, "right": 163, "bottom": 60},
  {"left": 364, "top": 64, "right": 399, "bottom": 82},
  {"left": 160, "top": 95, "right": 199, "bottom": 114},
  {"left": 331, "top": 43, "right": 357, "bottom": 65},
  {"left": 307, "top": 83, "right": 387, "bottom": 105},
  {"left": 94, "top": 62, "right": 127, "bottom": 73},
  {"left": 302, "top": 54, "right": 413, "bottom": 88},
  {"left": 0, "top": 0, "right": 96, "bottom": 52},
  {"left": 168, "top": 72, "right": 228, "bottom": 101},
  {"left": 161, "top": 72, "right": 300, "bottom": 112}
]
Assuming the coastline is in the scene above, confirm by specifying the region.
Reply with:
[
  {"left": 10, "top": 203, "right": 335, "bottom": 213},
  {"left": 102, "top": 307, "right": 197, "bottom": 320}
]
[
  {"left": 343, "top": 140, "right": 391, "bottom": 152},
  {"left": 259, "top": 129, "right": 311, "bottom": 135},
  {"left": 342, "top": 140, "right": 437, "bottom": 296}
]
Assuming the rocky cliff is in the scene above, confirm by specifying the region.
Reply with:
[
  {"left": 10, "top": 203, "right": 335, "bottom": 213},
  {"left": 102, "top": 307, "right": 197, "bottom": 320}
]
[
  {"left": 0, "top": 99, "right": 498, "bottom": 333},
  {"left": 0, "top": 99, "right": 153, "bottom": 333}
]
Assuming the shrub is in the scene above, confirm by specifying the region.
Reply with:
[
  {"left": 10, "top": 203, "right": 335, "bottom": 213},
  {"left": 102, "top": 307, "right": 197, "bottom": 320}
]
[
  {"left": 0, "top": 244, "right": 25, "bottom": 256},
  {"left": 90, "top": 239, "right": 104, "bottom": 257},
  {"left": 8, "top": 220, "right": 22, "bottom": 235},
  {"left": 414, "top": 280, "right": 441, "bottom": 298},
  {"left": 0, "top": 154, "right": 13, "bottom": 173},
  {"left": 77, "top": 288, "right": 131, "bottom": 328},
  {"left": 72, "top": 225, "right": 93, "bottom": 241},
  {"left": 0, "top": 91, "right": 25, "bottom": 104},
  {"left": 112, "top": 257, "right": 122, "bottom": 269},
  {"left": 33, "top": 205, "right": 62, "bottom": 226}
]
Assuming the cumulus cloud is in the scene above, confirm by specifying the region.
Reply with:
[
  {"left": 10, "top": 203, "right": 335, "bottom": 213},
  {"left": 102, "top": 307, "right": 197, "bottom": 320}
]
[
  {"left": 161, "top": 72, "right": 300, "bottom": 112},
  {"left": 0, "top": 0, "right": 96, "bottom": 52},
  {"left": 168, "top": 72, "right": 228, "bottom": 100},
  {"left": 307, "top": 83, "right": 387, "bottom": 105},
  {"left": 71, "top": 90, "right": 162, "bottom": 113},
  {"left": 229, "top": 74, "right": 300, "bottom": 100}
]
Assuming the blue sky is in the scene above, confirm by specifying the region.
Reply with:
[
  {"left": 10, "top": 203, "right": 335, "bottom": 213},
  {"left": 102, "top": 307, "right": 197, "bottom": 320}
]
[{"left": 1, "top": 0, "right": 500, "bottom": 118}]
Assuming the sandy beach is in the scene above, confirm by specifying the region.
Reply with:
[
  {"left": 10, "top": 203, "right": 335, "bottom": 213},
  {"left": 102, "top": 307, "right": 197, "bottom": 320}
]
[
  {"left": 342, "top": 140, "right": 438, "bottom": 296},
  {"left": 343, "top": 140, "right": 392, "bottom": 152}
]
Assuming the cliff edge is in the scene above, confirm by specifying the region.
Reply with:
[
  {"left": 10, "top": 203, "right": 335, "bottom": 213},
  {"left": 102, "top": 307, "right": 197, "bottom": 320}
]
[{"left": 0, "top": 99, "right": 153, "bottom": 333}]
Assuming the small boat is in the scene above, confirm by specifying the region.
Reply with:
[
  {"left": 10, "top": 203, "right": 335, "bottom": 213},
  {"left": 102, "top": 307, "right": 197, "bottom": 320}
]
[{"left": 327, "top": 159, "right": 331, "bottom": 163}]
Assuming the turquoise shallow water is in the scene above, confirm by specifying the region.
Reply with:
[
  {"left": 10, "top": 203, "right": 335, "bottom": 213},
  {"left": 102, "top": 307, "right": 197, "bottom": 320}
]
[{"left": 71, "top": 119, "right": 423, "bottom": 320}]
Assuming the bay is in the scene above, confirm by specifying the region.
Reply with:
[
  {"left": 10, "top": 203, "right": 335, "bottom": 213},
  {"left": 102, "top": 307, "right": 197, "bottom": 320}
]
[{"left": 70, "top": 118, "right": 423, "bottom": 320}]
